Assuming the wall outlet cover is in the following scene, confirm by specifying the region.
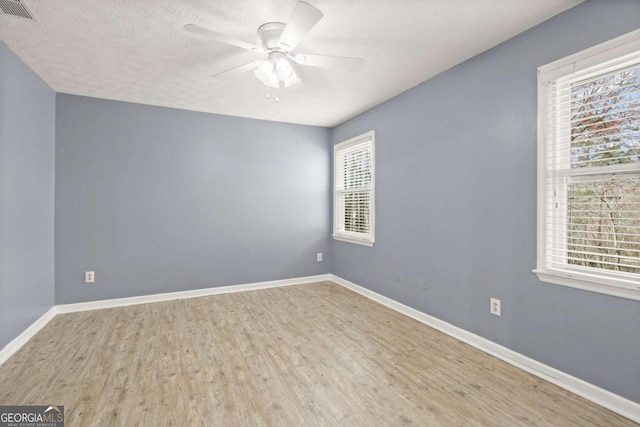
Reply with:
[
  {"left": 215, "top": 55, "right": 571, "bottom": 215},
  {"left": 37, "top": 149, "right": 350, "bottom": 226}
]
[
  {"left": 85, "top": 271, "right": 95, "bottom": 283},
  {"left": 490, "top": 298, "right": 501, "bottom": 316}
]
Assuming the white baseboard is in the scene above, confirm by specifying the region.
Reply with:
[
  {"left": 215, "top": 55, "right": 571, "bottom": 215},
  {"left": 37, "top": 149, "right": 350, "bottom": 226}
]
[
  {"left": 0, "top": 307, "right": 58, "bottom": 366},
  {"left": 0, "top": 274, "right": 331, "bottom": 366},
  {"left": 55, "top": 274, "right": 332, "bottom": 313},
  {"left": 329, "top": 274, "right": 640, "bottom": 424}
]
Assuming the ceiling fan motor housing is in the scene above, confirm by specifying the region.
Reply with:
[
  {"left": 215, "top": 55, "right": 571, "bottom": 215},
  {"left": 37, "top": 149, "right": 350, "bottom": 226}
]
[{"left": 258, "top": 22, "right": 286, "bottom": 51}]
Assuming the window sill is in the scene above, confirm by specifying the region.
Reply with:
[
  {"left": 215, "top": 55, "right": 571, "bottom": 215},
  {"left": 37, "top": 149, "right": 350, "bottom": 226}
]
[
  {"left": 333, "top": 234, "right": 374, "bottom": 247},
  {"left": 533, "top": 269, "right": 640, "bottom": 301}
]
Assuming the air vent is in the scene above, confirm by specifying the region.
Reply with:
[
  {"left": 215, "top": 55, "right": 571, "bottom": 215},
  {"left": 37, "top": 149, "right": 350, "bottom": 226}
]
[{"left": 0, "top": 0, "right": 36, "bottom": 21}]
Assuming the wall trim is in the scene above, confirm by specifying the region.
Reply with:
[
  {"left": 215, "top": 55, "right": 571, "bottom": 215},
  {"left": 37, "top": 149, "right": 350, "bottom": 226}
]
[
  {"left": 55, "top": 274, "right": 332, "bottom": 313},
  {"left": 329, "top": 274, "right": 640, "bottom": 424},
  {"left": 0, "top": 307, "right": 58, "bottom": 366},
  {"left": 0, "top": 274, "right": 331, "bottom": 366}
]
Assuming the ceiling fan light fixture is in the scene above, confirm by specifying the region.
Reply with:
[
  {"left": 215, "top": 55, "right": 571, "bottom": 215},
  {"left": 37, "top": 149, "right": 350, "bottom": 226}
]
[
  {"left": 275, "top": 57, "right": 294, "bottom": 81},
  {"left": 254, "top": 52, "right": 298, "bottom": 88},
  {"left": 254, "top": 59, "right": 275, "bottom": 82}
]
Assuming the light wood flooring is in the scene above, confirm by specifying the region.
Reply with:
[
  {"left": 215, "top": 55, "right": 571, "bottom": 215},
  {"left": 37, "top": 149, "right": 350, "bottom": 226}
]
[{"left": 0, "top": 281, "right": 635, "bottom": 426}]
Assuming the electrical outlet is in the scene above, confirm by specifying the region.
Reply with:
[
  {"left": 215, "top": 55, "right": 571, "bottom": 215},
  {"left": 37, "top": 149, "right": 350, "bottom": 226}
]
[
  {"left": 317, "top": 252, "right": 323, "bottom": 262},
  {"left": 85, "top": 271, "right": 95, "bottom": 283},
  {"left": 490, "top": 298, "right": 501, "bottom": 316}
]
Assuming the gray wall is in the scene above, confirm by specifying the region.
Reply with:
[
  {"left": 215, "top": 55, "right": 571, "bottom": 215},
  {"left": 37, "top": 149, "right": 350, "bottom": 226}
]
[
  {"left": 0, "top": 43, "right": 55, "bottom": 349},
  {"left": 331, "top": 0, "right": 640, "bottom": 403},
  {"left": 55, "top": 95, "right": 331, "bottom": 304}
]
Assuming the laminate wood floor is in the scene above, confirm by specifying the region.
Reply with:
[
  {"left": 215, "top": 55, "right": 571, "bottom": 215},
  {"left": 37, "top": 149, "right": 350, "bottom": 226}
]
[{"left": 0, "top": 281, "right": 635, "bottom": 426}]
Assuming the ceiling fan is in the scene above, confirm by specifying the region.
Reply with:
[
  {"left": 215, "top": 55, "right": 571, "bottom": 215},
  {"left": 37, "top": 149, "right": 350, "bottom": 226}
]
[{"left": 184, "top": 1, "right": 364, "bottom": 98}]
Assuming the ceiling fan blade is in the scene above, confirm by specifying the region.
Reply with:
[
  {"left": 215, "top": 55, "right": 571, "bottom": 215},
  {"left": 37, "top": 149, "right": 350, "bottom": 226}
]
[
  {"left": 288, "top": 61, "right": 306, "bottom": 87},
  {"left": 210, "top": 59, "right": 265, "bottom": 77},
  {"left": 184, "top": 24, "right": 262, "bottom": 52},
  {"left": 294, "top": 54, "right": 365, "bottom": 72},
  {"left": 278, "top": 1, "right": 323, "bottom": 51}
]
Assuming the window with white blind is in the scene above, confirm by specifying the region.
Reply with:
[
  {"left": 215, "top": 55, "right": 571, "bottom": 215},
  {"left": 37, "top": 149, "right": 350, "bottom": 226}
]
[
  {"left": 333, "top": 131, "right": 375, "bottom": 246},
  {"left": 535, "top": 29, "right": 640, "bottom": 301}
]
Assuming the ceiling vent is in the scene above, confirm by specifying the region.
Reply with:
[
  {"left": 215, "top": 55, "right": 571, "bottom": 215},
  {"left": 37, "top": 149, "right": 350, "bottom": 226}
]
[{"left": 0, "top": 0, "right": 36, "bottom": 20}]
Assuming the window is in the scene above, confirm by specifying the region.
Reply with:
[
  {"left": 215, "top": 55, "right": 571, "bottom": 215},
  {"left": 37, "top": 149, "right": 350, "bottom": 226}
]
[
  {"left": 333, "top": 131, "right": 375, "bottom": 246},
  {"left": 536, "top": 29, "right": 640, "bottom": 300}
]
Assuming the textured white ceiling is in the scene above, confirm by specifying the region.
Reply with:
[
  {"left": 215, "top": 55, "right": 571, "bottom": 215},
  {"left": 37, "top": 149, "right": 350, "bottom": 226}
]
[{"left": 0, "top": 0, "right": 582, "bottom": 127}]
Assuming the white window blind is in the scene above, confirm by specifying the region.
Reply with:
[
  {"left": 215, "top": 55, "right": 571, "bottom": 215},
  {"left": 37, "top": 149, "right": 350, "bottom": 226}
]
[
  {"left": 536, "top": 29, "right": 640, "bottom": 300},
  {"left": 333, "top": 131, "right": 375, "bottom": 246}
]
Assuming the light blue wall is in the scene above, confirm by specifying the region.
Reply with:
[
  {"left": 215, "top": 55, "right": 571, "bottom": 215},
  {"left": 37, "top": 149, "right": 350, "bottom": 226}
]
[
  {"left": 0, "top": 43, "right": 55, "bottom": 349},
  {"left": 331, "top": 0, "right": 640, "bottom": 403},
  {"left": 55, "top": 95, "right": 331, "bottom": 304}
]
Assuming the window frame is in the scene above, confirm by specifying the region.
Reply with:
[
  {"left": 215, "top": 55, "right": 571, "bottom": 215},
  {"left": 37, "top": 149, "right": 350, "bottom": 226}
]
[
  {"left": 535, "top": 29, "right": 640, "bottom": 301},
  {"left": 333, "top": 131, "right": 375, "bottom": 246}
]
